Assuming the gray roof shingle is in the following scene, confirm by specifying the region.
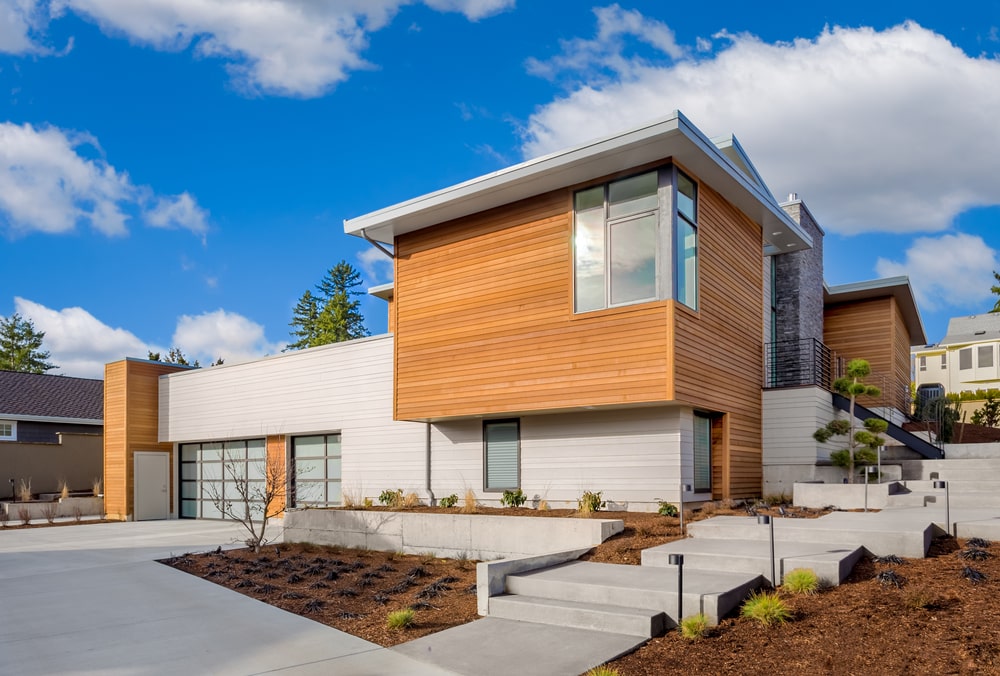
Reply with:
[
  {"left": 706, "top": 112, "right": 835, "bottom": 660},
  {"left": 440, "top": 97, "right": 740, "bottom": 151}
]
[
  {"left": 940, "top": 314, "right": 1000, "bottom": 346},
  {"left": 0, "top": 370, "right": 103, "bottom": 421}
]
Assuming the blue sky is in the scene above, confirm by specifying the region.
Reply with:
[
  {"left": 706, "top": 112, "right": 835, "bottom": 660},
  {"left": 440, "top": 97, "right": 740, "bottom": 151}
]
[{"left": 1, "top": 1, "right": 999, "bottom": 378}]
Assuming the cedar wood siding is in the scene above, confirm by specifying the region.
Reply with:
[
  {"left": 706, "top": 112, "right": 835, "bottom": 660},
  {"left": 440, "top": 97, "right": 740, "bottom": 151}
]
[
  {"left": 393, "top": 188, "right": 671, "bottom": 420},
  {"left": 266, "top": 435, "right": 286, "bottom": 513},
  {"left": 393, "top": 167, "right": 766, "bottom": 498},
  {"left": 104, "top": 360, "right": 186, "bottom": 520},
  {"left": 824, "top": 296, "right": 911, "bottom": 411},
  {"left": 672, "top": 183, "right": 764, "bottom": 499}
]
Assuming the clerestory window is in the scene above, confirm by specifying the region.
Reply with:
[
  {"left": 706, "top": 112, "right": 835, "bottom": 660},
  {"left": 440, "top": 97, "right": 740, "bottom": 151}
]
[{"left": 573, "top": 167, "right": 699, "bottom": 313}]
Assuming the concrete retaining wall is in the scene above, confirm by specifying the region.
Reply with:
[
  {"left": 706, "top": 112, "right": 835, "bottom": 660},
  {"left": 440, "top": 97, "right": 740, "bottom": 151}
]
[
  {"left": 793, "top": 482, "right": 895, "bottom": 509},
  {"left": 1, "top": 497, "right": 103, "bottom": 520},
  {"left": 284, "top": 509, "right": 624, "bottom": 560}
]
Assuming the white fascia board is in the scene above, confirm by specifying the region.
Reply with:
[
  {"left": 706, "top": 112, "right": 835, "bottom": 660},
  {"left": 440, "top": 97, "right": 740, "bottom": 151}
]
[
  {"left": 368, "top": 283, "right": 394, "bottom": 300},
  {"left": 0, "top": 414, "right": 102, "bottom": 425},
  {"left": 345, "top": 111, "right": 810, "bottom": 252}
]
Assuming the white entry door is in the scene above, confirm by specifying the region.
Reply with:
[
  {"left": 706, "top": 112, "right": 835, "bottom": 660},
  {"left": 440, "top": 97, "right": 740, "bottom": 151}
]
[{"left": 134, "top": 451, "right": 170, "bottom": 520}]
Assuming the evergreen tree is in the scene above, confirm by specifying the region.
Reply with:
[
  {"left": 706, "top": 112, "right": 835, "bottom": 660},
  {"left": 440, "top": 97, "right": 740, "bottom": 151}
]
[
  {"left": 0, "top": 313, "right": 57, "bottom": 373},
  {"left": 991, "top": 271, "right": 1000, "bottom": 313},
  {"left": 287, "top": 261, "right": 369, "bottom": 349},
  {"left": 147, "top": 348, "right": 223, "bottom": 367},
  {"left": 814, "top": 359, "right": 887, "bottom": 483},
  {"left": 286, "top": 290, "right": 320, "bottom": 350}
]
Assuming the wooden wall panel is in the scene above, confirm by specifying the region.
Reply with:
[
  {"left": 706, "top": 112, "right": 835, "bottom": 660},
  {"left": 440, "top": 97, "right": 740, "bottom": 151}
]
[
  {"left": 824, "top": 297, "right": 908, "bottom": 410},
  {"left": 103, "top": 359, "right": 186, "bottom": 520},
  {"left": 267, "top": 435, "right": 286, "bottom": 513},
  {"left": 394, "top": 189, "right": 671, "bottom": 420},
  {"left": 673, "top": 184, "right": 765, "bottom": 499}
]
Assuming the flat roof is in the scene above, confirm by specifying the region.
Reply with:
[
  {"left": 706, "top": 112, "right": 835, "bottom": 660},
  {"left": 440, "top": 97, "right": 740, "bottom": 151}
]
[
  {"left": 344, "top": 111, "right": 811, "bottom": 254},
  {"left": 825, "top": 276, "right": 926, "bottom": 345}
]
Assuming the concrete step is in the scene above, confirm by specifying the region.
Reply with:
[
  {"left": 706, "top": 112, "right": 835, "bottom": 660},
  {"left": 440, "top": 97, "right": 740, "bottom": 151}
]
[
  {"left": 488, "top": 594, "right": 666, "bottom": 637},
  {"left": 641, "top": 538, "right": 864, "bottom": 587},
  {"left": 896, "top": 479, "right": 1000, "bottom": 492},
  {"left": 686, "top": 515, "right": 933, "bottom": 558},
  {"left": 886, "top": 490, "right": 1000, "bottom": 509},
  {"left": 502, "top": 560, "right": 762, "bottom": 625},
  {"left": 898, "top": 459, "right": 1000, "bottom": 481}
]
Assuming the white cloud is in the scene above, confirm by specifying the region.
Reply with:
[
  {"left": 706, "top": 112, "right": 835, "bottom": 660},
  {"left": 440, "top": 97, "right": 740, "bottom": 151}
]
[
  {"left": 523, "top": 19, "right": 1000, "bottom": 236},
  {"left": 876, "top": 233, "right": 999, "bottom": 312},
  {"left": 13, "top": 297, "right": 155, "bottom": 378},
  {"left": 28, "top": 0, "right": 513, "bottom": 97},
  {"left": 526, "top": 4, "right": 684, "bottom": 81},
  {"left": 173, "top": 309, "right": 284, "bottom": 365},
  {"left": 357, "top": 246, "right": 393, "bottom": 284},
  {"left": 0, "top": 0, "right": 49, "bottom": 53},
  {"left": 0, "top": 122, "right": 208, "bottom": 237}
]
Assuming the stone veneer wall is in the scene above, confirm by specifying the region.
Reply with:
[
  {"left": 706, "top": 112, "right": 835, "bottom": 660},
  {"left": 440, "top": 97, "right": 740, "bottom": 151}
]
[{"left": 774, "top": 199, "right": 825, "bottom": 346}]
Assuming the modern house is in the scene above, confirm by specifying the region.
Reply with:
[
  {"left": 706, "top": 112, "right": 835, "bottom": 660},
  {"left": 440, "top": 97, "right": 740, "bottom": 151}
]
[
  {"left": 104, "top": 111, "right": 934, "bottom": 520},
  {"left": 0, "top": 370, "right": 103, "bottom": 498}
]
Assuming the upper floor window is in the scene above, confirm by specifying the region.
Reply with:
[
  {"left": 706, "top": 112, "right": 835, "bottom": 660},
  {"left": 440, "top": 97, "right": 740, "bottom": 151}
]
[
  {"left": 0, "top": 420, "right": 14, "bottom": 440},
  {"left": 960, "top": 348, "right": 973, "bottom": 370},
  {"left": 573, "top": 167, "right": 698, "bottom": 313},
  {"left": 941, "top": 353, "right": 947, "bottom": 369},
  {"left": 979, "top": 345, "right": 994, "bottom": 368},
  {"left": 918, "top": 355, "right": 927, "bottom": 371}
]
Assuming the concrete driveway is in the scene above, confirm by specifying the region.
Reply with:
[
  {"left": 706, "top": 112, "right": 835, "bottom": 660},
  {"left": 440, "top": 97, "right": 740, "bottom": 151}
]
[{"left": 0, "top": 520, "right": 456, "bottom": 675}]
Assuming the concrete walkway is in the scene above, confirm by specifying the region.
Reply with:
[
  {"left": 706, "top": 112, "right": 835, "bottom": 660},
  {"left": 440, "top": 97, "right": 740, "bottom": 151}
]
[{"left": 0, "top": 521, "right": 457, "bottom": 675}]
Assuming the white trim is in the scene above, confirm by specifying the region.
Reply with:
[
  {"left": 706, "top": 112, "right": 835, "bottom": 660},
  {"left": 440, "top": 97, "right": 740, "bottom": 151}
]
[
  {"left": 0, "top": 414, "right": 101, "bottom": 426},
  {"left": 344, "top": 111, "right": 810, "bottom": 253}
]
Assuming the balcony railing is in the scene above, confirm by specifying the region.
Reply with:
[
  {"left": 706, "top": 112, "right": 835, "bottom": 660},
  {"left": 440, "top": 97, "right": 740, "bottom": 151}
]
[{"left": 764, "top": 338, "right": 833, "bottom": 389}]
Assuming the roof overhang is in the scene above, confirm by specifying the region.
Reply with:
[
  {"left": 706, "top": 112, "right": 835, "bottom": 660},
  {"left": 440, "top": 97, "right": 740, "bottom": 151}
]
[
  {"left": 344, "top": 111, "right": 811, "bottom": 253},
  {"left": 825, "top": 276, "right": 927, "bottom": 345},
  {"left": 0, "top": 413, "right": 102, "bottom": 425},
  {"left": 368, "top": 282, "right": 394, "bottom": 301}
]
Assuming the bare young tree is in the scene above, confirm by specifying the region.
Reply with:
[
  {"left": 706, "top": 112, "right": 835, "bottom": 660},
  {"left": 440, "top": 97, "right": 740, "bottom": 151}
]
[{"left": 206, "top": 449, "right": 291, "bottom": 553}]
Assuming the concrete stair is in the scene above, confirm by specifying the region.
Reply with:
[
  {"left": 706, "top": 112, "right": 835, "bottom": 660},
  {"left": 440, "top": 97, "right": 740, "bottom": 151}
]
[
  {"left": 489, "top": 560, "right": 762, "bottom": 635},
  {"left": 641, "top": 537, "right": 865, "bottom": 587}
]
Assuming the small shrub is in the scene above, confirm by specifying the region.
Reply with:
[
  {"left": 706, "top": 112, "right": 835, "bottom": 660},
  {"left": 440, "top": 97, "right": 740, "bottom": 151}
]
[
  {"left": 967, "top": 537, "right": 992, "bottom": 549},
  {"left": 92, "top": 477, "right": 102, "bottom": 497},
  {"left": 378, "top": 488, "right": 403, "bottom": 507},
  {"left": 439, "top": 494, "right": 459, "bottom": 508},
  {"left": 958, "top": 548, "right": 993, "bottom": 561},
  {"left": 17, "top": 478, "right": 32, "bottom": 503},
  {"left": 782, "top": 568, "right": 820, "bottom": 595},
  {"left": 699, "top": 501, "right": 719, "bottom": 516},
  {"left": 58, "top": 478, "right": 70, "bottom": 500},
  {"left": 41, "top": 502, "right": 59, "bottom": 524},
  {"left": 460, "top": 488, "right": 478, "bottom": 514},
  {"left": 872, "top": 554, "right": 905, "bottom": 565},
  {"left": 876, "top": 570, "right": 905, "bottom": 588},
  {"left": 386, "top": 608, "right": 416, "bottom": 630},
  {"left": 905, "top": 592, "right": 940, "bottom": 610},
  {"left": 71, "top": 505, "right": 83, "bottom": 522},
  {"left": 363, "top": 497, "right": 373, "bottom": 508},
  {"left": 585, "top": 667, "right": 620, "bottom": 676},
  {"left": 763, "top": 493, "right": 791, "bottom": 506},
  {"left": 342, "top": 487, "right": 363, "bottom": 509},
  {"left": 657, "top": 500, "right": 678, "bottom": 517},
  {"left": 679, "top": 613, "right": 710, "bottom": 640},
  {"left": 17, "top": 506, "right": 31, "bottom": 526},
  {"left": 740, "top": 590, "right": 791, "bottom": 626},
  {"left": 962, "top": 566, "right": 988, "bottom": 584},
  {"left": 401, "top": 492, "right": 421, "bottom": 508},
  {"left": 537, "top": 499, "right": 550, "bottom": 511},
  {"left": 578, "top": 490, "right": 605, "bottom": 514},
  {"left": 501, "top": 489, "right": 527, "bottom": 508}
]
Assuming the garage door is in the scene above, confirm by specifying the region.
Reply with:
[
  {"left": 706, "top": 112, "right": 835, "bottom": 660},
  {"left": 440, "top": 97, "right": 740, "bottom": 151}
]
[{"left": 179, "top": 439, "right": 266, "bottom": 519}]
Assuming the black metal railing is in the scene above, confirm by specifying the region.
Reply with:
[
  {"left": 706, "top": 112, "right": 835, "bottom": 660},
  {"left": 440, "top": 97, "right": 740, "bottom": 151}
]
[{"left": 764, "top": 338, "right": 833, "bottom": 389}]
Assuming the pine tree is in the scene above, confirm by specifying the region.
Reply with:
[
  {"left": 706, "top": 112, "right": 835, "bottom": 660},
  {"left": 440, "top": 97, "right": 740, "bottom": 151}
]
[
  {"left": 286, "top": 290, "right": 320, "bottom": 350},
  {"left": 991, "top": 271, "right": 1000, "bottom": 313},
  {"left": 287, "top": 261, "right": 369, "bottom": 349},
  {"left": 0, "top": 313, "right": 57, "bottom": 373},
  {"left": 814, "top": 358, "right": 887, "bottom": 483}
]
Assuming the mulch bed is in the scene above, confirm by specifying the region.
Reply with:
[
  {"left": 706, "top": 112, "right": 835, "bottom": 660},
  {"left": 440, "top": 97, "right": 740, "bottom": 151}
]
[{"left": 165, "top": 504, "right": 1000, "bottom": 672}]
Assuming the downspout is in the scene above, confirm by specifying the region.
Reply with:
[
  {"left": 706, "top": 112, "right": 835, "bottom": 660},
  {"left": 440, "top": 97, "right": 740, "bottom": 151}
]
[
  {"left": 359, "top": 227, "right": 395, "bottom": 259},
  {"left": 425, "top": 423, "right": 435, "bottom": 505}
]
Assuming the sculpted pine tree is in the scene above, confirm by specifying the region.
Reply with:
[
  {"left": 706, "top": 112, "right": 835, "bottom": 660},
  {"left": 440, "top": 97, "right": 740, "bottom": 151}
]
[
  {"left": 287, "top": 261, "right": 369, "bottom": 348},
  {"left": 814, "top": 358, "right": 887, "bottom": 483},
  {"left": 0, "top": 313, "right": 57, "bottom": 373}
]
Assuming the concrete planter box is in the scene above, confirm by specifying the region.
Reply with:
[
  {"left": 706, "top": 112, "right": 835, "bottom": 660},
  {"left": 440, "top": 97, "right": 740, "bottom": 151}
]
[
  {"left": 2, "top": 496, "right": 103, "bottom": 520},
  {"left": 793, "top": 482, "right": 894, "bottom": 509},
  {"left": 284, "top": 509, "right": 624, "bottom": 561}
]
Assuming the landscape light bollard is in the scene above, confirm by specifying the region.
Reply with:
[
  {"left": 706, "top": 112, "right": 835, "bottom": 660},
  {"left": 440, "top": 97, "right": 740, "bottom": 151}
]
[
  {"left": 933, "top": 480, "right": 950, "bottom": 536},
  {"left": 668, "top": 553, "right": 684, "bottom": 624},
  {"left": 864, "top": 466, "right": 877, "bottom": 512},
  {"left": 877, "top": 445, "right": 884, "bottom": 484},
  {"left": 758, "top": 514, "right": 776, "bottom": 587},
  {"left": 679, "top": 483, "right": 691, "bottom": 536}
]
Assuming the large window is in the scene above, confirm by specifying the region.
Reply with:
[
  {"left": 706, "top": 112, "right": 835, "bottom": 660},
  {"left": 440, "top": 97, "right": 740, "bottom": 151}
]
[
  {"left": 292, "top": 434, "right": 342, "bottom": 507},
  {"left": 573, "top": 167, "right": 698, "bottom": 313},
  {"left": 693, "top": 414, "right": 712, "bottom": 493},
  {"left": 180, "top": 439, "right": 267, "bottom": 519},
  {"left": 484, "top": 420, "right": 519, "bottom": 491},
  {"left": 960, "top": 348, "right": 973, "bottom": 370}
]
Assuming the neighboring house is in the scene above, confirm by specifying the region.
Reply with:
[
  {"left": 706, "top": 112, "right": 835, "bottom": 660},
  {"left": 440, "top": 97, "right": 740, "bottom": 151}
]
[
  {"left": 104, "top": 111, "right": 933, "bottom": 520},
  {"left": 913, "top": 314, "right": 1000, "bottom": 396},
  {"left": 0, "top": 370, "right": 103, "bottom": 498}
]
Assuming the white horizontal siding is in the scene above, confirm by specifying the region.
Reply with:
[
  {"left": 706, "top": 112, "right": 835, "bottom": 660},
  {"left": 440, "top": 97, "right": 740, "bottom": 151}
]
[
  {"left": 159, "top": 335, "right": 427, "bottom": 496},
  {"left": 763, "top": 387, "right": 839, "bottom": 465},
  {"left": 428, "top": 407, "right": 686, "bottom": 509}
]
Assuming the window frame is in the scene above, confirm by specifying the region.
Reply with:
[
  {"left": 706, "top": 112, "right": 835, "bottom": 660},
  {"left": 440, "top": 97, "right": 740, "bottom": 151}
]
[
  {"left": 918, "top": 355, "right": 927, "bottom": 371},
  {"left": 960, "top": 348, "right": 973, "bottom": 371},
  {"left": 674, "top": 168, "right": 699, "bottom": 310},
  {"left": 979, "top": 345, "right": 995, "bottom": 369},
  {"left": 483, "top": 419, "right": 521, "bottom": 492},
  {"left": 693, "top": 413, "right": 712, "bottom": 494},
  {"left": 291, "top": 433, "right": 343, "bottom": 508},
  {"left": 0, "top": 420, "right": 15, "bottom": 441}
]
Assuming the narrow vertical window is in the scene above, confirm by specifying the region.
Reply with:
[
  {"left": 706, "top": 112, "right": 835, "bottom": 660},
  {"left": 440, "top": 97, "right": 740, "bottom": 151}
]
[
  {"left": 693, "top": 414, "right": 711, "bottom": 493},
  {"left": 941, "top": 353, "right": 947, "bottom": 369},
  {"left": 676, "top": 171, "right": 698, "bottom": 309},
  {"left": 960, "top": 348, "right": 973, "bottom": 370},
  {"left": 979, "top": 345, "right": 994, "bottom": 368},
  {"left": 919, "top": 355, "right": 927, "bottom": 371},
  {"left": 574, "top": 187, "right": 606, "bottom": 312},
  {"left": 484, "top": 419, "right": 519, "bottom": 491}
]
